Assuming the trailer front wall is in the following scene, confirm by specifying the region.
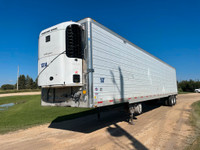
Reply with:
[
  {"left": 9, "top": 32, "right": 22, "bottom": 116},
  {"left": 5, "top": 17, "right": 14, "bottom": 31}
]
[{"left": 91, "top": 23, "right": 177, "bottom": 107}]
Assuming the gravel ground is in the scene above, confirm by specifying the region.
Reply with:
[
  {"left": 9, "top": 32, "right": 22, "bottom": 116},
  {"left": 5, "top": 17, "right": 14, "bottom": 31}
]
[
  {"left": 0, "top": 92, "right": 41, "bottom": 97},
  {"left": 0, "top": 93, "right": 199, "bottom": 150}
]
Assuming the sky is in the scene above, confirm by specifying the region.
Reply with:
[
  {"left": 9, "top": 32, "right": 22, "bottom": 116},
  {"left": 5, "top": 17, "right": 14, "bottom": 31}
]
[{"left": 0, "top": 0, "right": 199, "bottom": 86}]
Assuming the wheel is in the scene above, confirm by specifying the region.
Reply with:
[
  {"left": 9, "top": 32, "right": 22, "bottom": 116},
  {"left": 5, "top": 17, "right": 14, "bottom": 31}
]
[
  {"left": 173, "top": 96, "right": 177, "bottom": 105},
  {"left": 172, "top": 96, "right": 177, "bottom": 105},
  {"left": 131, "top": 103, "right": 142, "bottom": 115},
  {"left": 172, "top": 96, "right": 175, "bottom": 105},
  {"left": 165, "top": 98, "right": 169, "bottom": 106},
  {"left": 137, "top": 103, "right": 142, "bottom": 114},
  {"left": 168, "top": 96, "right": 173, "bottom": 106}
]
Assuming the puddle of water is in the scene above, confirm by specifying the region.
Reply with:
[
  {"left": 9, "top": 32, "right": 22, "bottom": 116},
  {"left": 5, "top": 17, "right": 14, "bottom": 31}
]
[
  {"left": 0, "top": 103, "right": 15, "bottom": 107},
  {"left": 0, "top": 103, "right": 15, "bottom": 111}
]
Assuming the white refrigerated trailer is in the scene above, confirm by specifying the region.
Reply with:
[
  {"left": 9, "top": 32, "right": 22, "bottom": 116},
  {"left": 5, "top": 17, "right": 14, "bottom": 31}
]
[{"left": 38, "top": 18, "right": 177, "bottom": 117}]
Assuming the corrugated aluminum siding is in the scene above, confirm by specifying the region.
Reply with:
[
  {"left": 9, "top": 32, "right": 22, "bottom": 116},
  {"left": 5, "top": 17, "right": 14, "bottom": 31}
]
[{"left": 91, "top": 23, "right": 177, "bottom": 106}]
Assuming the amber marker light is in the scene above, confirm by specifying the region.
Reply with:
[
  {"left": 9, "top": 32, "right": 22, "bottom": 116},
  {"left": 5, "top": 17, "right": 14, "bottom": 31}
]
[{"left": 83, "top": 90, "right": 87, "bottom": 94}]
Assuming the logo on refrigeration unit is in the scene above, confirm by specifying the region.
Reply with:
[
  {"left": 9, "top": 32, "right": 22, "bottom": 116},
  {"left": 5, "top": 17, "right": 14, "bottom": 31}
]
[{"left": 41, "top": 62, "right": 47, "bottom": 68}]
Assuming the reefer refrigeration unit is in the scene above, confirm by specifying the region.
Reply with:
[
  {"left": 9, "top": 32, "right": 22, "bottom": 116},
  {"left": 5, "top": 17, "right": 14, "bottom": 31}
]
[{"left": 38, "top": 18, "right": 178, "bottom": 112}]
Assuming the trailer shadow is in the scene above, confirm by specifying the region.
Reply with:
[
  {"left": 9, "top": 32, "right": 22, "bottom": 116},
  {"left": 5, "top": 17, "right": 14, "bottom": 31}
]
[
  {"left": 107, "top": 123, "right": 148, "bottom": 150},
  {"left": 49, "top": 109, "right": 127, "bottom": 133},
  {"left": 49, "top": 107, "right": 151, "bottom": 150},
  {"left": 49, "top": 102, "right": 162, "bottom": 133}
]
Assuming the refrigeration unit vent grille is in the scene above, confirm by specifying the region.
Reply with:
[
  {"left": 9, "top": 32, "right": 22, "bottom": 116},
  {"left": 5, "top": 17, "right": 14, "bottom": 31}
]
[{"left": 66, "top": 24, "right": 83, "bottom": 59}]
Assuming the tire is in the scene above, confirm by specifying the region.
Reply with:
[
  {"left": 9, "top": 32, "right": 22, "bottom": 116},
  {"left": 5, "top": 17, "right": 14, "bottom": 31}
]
[
  {"left": 173, "top": 96, "right": 177, "bottom": 105},
  {"left": 172, "top": 96, "right": 175, "bottom": 105},
  {"left": 137, "top": 103, "right": 142, "bottom": 114},
  {"left": 134, "top": 103, "right": 142, "bottom": 115},
  {"left": 168, "top": 96, "right": 173, "bottom": 106},
  {"left": 165, "top": 98, "right": 168, "bottom": 106}
]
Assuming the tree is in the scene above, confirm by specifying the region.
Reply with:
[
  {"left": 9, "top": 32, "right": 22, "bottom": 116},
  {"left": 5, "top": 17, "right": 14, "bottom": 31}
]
[
  {"left": 178, "top": 80, "right": 200, "bottom": 92},
  {"left": 25, "top": 75, "right": 34, "bottom": 89},
  {"left": 1, "top": 74, "right": 39, "bottom": 90},
  {"left": 18, "top": 75, "right": 26, "bottom": 89},
  {"left": 33, "top": 78, "right": 39, "bottom": 89},
  {"left": 1, "top": 84, "right": 15, "bottom": 90}
]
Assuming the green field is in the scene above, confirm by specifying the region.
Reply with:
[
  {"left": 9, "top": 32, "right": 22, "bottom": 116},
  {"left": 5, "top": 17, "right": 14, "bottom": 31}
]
[
  {"left": 0, "top": 95, "right": 92, "bottom": 134},
  {"left": 187, "top": 101, "right": 200, "bottom": 150},
  {"left": 0, "top": 89, "right": 41, "bottom": 94}
]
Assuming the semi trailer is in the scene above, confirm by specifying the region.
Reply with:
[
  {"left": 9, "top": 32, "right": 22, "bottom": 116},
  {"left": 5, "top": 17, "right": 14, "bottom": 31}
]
[{"left": 38, "top": 18, "right": 178, "bottom": 121}]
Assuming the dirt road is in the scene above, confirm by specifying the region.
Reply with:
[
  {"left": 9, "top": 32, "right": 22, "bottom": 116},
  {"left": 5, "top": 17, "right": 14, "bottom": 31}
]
[
  {"left": 0, "top": 93, "right": 199, "bottom": 150},
  {"left": 0, "top": 92, "right": 41, "bottom": 97}
]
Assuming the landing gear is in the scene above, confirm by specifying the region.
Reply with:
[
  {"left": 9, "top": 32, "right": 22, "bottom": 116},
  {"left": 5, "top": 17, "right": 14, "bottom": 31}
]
[
  {"left": 129, "top": 106, "right": 135, "bottom": 125},
  {"left": 128, "top": 103, "right": 143, "bottom": 125}
]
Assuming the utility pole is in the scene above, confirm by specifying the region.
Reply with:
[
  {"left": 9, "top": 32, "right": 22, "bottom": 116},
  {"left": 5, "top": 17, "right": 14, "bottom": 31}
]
[{"left": 17, "top": 65, "right": 19, "bottom": 90}]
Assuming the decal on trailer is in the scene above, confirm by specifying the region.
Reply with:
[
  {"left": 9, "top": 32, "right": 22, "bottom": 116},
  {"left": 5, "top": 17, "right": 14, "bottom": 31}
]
[
  {"left": 41, "top": 62, "right": 47, "bottom": 68},
  {"left": 100, "top": 78, "right": 105, "bottom": 83}
]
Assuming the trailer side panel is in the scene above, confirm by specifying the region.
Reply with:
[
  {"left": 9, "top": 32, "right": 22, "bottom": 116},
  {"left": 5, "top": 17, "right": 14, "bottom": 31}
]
[{"left": 91, "top": 22, "right": 177, "bottom": 107}]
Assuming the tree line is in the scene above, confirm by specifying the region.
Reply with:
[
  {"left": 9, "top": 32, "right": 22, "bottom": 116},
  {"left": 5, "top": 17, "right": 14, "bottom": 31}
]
[
  {"left": 1, "top": 75, "right": 39, "bottom": 90},
  {"left": 178, "top": 80, "right": 200, "bottom": 92}
]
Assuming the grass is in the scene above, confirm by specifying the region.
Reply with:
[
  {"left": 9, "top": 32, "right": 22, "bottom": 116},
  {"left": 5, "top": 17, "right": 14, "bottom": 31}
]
[
  {"left": 0, "top": 95, "right": 93, "bottom": 134},
  {"left": 178, "top": 91, "right": 193, "bottom": 94},
  {"left": 186, "top": 101, "right": 200, "bottom": 150},
  {"left": 0, "top": 89, "right": 41, "bottom": 94}
]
